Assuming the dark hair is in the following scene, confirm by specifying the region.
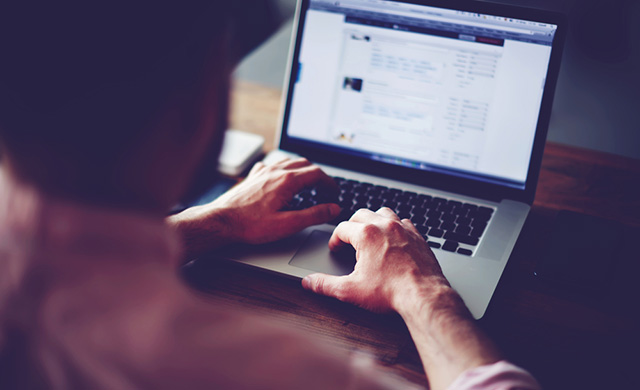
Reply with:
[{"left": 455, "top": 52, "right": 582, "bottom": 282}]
[{"left": 0, "top": 2, "right": 231, "bottom": 177}]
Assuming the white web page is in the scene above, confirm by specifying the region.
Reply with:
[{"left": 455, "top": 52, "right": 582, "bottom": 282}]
[{"left": 287, "top": 9, "right": 552, "bottom": 184}]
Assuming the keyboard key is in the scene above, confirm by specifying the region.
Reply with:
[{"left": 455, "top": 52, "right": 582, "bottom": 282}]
[
  {"left": 340, "top": 191, "right": 354, "bottom": 200},
  {"left": 409, "top": 197, "right": 424, "bottom": 208},
  {"left": 350, "top": 184, "right": 364, "bottom": 194},
  {"left": 397, "top": 211, "right": 412, "bottom": 220},
  {"left": 338, "top": 195, "right": 353, "bottom": 207},
  {"left": 368, "top": 198, "right": 383, "bottom": 209},
  {"left": 456, "top": 217, "right": 472, "bottom": 226},
  {"left": 428, "top": 228, "right": 444, "bottom": 238},
  {"left": 455, "top": 225, "right": 471, "bottom": 235},
  {"left": 440, "top": 203, "right": 456, "bottom": 213},
  {"left": 397, "top": 203, "right": 412, "bottom": 213},
  {"left": 442, "top": 240, "right": 458, "bottom": 252},
  {"left": 382, "top": 200, "right": 398, "bottom": 210},
  {"left": 373, "top": 185, "right": 388, "bottom": 192},
  {"left": 411, "top": 215, "right": 426, "bottom": 226},
  {"left": 316, "top": 192, "right": 339, "bottom": 204},
  {"left": 471, "top": 207, "right": 493, "bottom": 218},
  {"left": 472, "top": 212, "right": 492, "bottom": 222},
  {"left": 427, "top": 210, "right": 442, "bottom": 220},
  {"left": 428, "top": 241, "right": 441, "bottom": 249},
  {"left": 444, "top": 232, "right": 479, "bottom": 246},
  {"left": 287, "top": 197, "right": 302, "bottom": 210},
  {"left": 417, "top": 194, "right": 432, "bottom": 202},
  {"left": 395, "top": 194, "right": 412, "bottom": 203},
  {"left": 436, "top": 203, "right": 450, "bottom": 213},
  {"left": 470, "top": 224, "right": 487, "bottom": 238},
  {"left": 339, "top": 187, "right": 353, "bottom": 196},
  {"left": 457, "top": 248, "right": 473, "bottom": 256},
  {"left": 359, "top": 182, "right": 373, "bottom": 192},
  {"left": 413, "top": 206, "right": 428, "bottom": 218},
  {"left": 447, "top": 200, "right": 462, "bottom": 207},
  {"left": 441, "top": 213, "right": 457, "bottom": 223},
  {"left": 471, "top": 219, "right": 488, "bottom": 228},
  {"left": 441, "top": 222, "right": 456, "bottom": 231},
  {"left": 417, "top": 225, "right": 430, "bottom": 236},
  {"left": 343, "top": 180, "right": 358, "bottom": 189},
  {"left": 478, "top": 206, "right": 494, "bottom": 214},
  {"left": 366, "top": 188, "right": 382, "bottom": 197},
  {"left": 298, "top": 188, "right": 313, "bottom": 198},
  {"left": 355, "top": 194, "right": 370, "bottom": 203},
  {"left": 461, "top": 203, "right": 478, "bottom": 212},
  {"left": 425, "top": 218, "right": 441, "bottom": 227},
  {"left": 353, "top": 201, "right": 368, "bottom": 211},
  {"left": 387, "top": 188, "right": 402, "bottom": 197},
  {"left": 378, "top": 190, "right": 392, "bottom": 200}
]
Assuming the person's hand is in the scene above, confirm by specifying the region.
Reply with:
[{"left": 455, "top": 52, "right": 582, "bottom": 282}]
[
  {"left": 302, "top": 207, "right": 451, "bottom": 313},
  {"left": 168, "top": 158, "right": 340, "bottom": 260},
  {"left": 302, "top": 207, "right": 504, "bottom": 390},
  {"left": 213, "top": 158, "right": 340, "bottom": 243}
]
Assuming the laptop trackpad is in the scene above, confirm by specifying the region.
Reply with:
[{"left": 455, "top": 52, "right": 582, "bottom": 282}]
[{"left": 289, "top": 230, "right": 356, "bottom": 276}]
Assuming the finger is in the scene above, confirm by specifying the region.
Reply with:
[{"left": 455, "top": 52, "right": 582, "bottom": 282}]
[
  {"left": 401, "top": 218, "right": 420, "bottom": 235},
  {"left": 248, "top": 161, "right": 265, "bottom": 176},
  {"left": 328, "top": 220, "right": 363, "bottom": 252},
  {"left": 268, "top": 156, "right": 291, "bottom": 167},
  {"left": 302, "top": 273, "right": 351, "bottom": 300},
  {"left": 287, "top": 165, "right": 338, "bottom": 193},
  {"left": 376, "top": 207, "right": 401, "bottom": 220},
  {"left": 275, "top": 204, "right": 341, "bottom": 236},
  {"left": 278, "top": 158, "right": 312, "bottom": 170}
]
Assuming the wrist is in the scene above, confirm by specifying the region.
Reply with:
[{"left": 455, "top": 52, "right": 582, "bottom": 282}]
[
  {"left": 392, "top": 275, "right": 501, "bottom": 389},
  {"left": 392, "top": 275, "right": 470, "bottom": 322},
  {"left": 167, "top": 205, "right": 238, "bottom": 260}
]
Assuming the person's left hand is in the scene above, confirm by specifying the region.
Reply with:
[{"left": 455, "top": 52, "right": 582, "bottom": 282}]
[{"left": 168, "top": 158, "right": 340, "bottom": 260}]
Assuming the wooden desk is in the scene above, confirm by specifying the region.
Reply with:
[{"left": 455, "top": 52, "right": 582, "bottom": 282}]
[{"left": 184, "top": 81, "right": 640, "bottom": 390}]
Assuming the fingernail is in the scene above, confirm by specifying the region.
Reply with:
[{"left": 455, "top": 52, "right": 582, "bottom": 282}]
[
  {"left": 329, "top": 203, "right": 341, "bottom": 215},
  {"left": 302, "top": 275, "right": 313, "bottom": 289}
]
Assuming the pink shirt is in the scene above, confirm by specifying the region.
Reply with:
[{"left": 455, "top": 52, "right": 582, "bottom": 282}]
[{"left": 0, "top": 171, "right": 540, "bottom": 389}]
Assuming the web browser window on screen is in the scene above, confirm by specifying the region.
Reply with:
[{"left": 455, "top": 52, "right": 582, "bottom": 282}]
[{"left": 286, "top": 0, "right": 557, "bottom": 189}]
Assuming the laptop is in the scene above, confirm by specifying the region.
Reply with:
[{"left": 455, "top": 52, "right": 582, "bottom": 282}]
[{"left": 219, "top": 0, "right": 566, "bottom": 319}]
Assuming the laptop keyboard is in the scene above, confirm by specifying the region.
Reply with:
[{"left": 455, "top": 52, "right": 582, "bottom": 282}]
[{"left": 287, "top": 177, "right": 495, "bottom": 256}]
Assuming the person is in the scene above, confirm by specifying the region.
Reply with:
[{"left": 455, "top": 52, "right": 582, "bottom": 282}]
[{"left": 0, "top": 2, "right": 540, "bottom": 389}]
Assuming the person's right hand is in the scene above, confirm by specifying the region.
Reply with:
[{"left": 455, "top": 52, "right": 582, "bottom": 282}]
[
  {"left": 303, "top": 208, "right": 505, "bottom": 390},
  {"left": 302, "top": 207, "right": 452, "bottom": 314}
]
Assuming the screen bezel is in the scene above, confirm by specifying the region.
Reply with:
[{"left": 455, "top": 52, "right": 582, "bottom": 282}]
[{"left": 278, "top": 0, "right": 567, "bottom": 204}]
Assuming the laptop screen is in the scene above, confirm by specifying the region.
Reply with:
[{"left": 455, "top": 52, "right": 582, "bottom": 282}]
[{"left": 282, "top": 0, "right": 559, "bottom": 190}]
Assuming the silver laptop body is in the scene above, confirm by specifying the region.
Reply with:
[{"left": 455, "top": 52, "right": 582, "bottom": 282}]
[{"left": 220, "top": 0, "right": 566, "bottom": 319}]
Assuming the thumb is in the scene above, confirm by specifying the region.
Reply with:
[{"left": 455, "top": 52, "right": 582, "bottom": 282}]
[{"left": 302, "top": 273, "right": 347, "bottom": 299}]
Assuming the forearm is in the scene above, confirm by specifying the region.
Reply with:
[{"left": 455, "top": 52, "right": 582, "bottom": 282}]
[{"left": 394, "top": 278, "right": 502, "bottom": 390}]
